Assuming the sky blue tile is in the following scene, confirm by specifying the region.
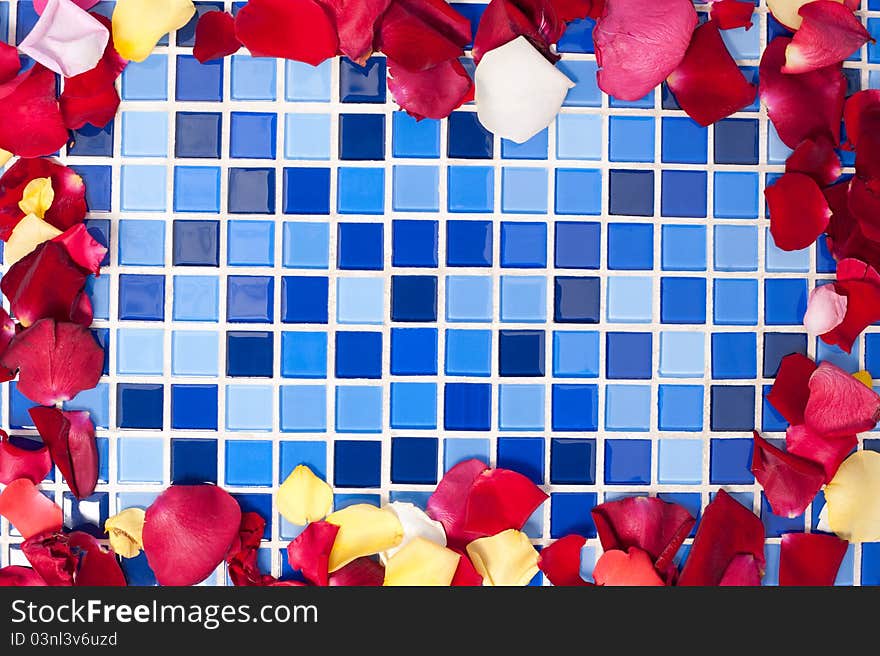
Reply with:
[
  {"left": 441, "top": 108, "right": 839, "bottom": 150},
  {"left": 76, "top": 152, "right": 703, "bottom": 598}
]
[
  {"left": 500, "top": 276, "right": 547, "bottom": 322},
  {"left": 502, "top": 168, "right": 548, "bottom": 214},
  {"left": 658, "top": 439, "right": 703, "bottom": 484},
  {"left": 121, "top": 165, "right": 166, "bottom": 212},
  {"left": 117, "top": 437, "right": 164, "bottom": 483},
  {"left": 173, "top": 276, "right": 219, "bottom": 322},
  {"left": 337, "top": 277, "right": 384, "bottom": 324},
  {"left": 714, "top": 225, "right": 758, "bottom": 272},
  {"left": 117, "top": 329, "right": 164, "bottom": 375},
  {"left": 660, "top": 332, "right": 705, "bottom": 378},
  {"left": 558, "top": 60, "right": 601, "bottom": 107},
  {"left": 174, "top": 166, "right": 221, "bottom": 213},
  {"left": 765, "top": 229, "right": 810, "bottom": 272},
  {"left": 605, "top": 385, "right": 651, "bottom": 431},
  {"left": 499, "top": 384, "right": 545, "bottom": 431},
  {"left": 607, "top": 277, "right": 653, "bottom": 323},
  {"left": 285, "top": 60, "right": 332, "bottom": 101},
  {"left": 228, "top": 220, "right": 275, "bottom": 267},
  {"left": 226, "top": 385, "right": 273, "bottom": 431},
  {"left": 65, "top": 384, "right": 110, "bottom": 429},
  {"left": 172, "top": 331, "right": 219, "bottom": 376},
  {"left": 444, "top": 438, "right": 490, "bottom": 470},
  {"left": 231, "top": 55, "right": 277, "bottom": 100},
  {"left": 393, "top": 166, "right": 440, "bottom": 212},
  {"left": 280, "top": 386, "right": 327, "bottom": 432},
  {"left": 122, "top": 55, "right": 168, "bottom": 100},
  {"left": 721, "top": 24, "right": 760, "bottom": 59},
  {"left": 336, "top": 386, "right": 382, "bottom": 433},
  {"left": 446, "top": 275, "right": 493, "bottom": 322},
  {"left": 285, "top": 113, "right": 331, "bottom": 160},
  {"left": 121, "top": 112, "right": 168, "bottom": 157},
  {"left": 283, "top": 222, "right": 329, "bottom": 269},
  {"left": 557, "top": 114, "right": 602, "bottom": 160},
  {"left": 119, "top": 220, "right": 165, "bottom": 266}
]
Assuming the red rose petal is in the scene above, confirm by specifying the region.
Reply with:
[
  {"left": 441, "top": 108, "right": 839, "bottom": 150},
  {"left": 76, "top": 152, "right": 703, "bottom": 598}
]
[
  {"left": 227, "top": 512, "right": 276, "bottom": 586},
  {"left": 666, "top": 20, "right": 756, "bottom": 127},
  {"left": 68, "top": 531, "right": 126, "bottom": 586},
  {"left": 823, "top": 277, "right": 880, "bottom": 354},
  {"left": 52, "top": 223, "right": 107, "bottom": 275},
  {"left": 765, "top": 172, "right": 832, "bottom": 251},
  {"left": 552, "top": 0, "right": 595, "bottom": 22},
  {"left": 592, "top": 547, "right": 665, "bottom": 586},
  {"left": 388, "top": 57, "right": 474, "bottom": 120},
  {"left": 678, "top": 490, "right": 766, "bottom": 586},
  {"left": 0, "top": 319, "right": 104, "bottom": 406},
  {"left": 60, "top": 14, "right": 127, "bottom": 131},
  {"left": 328, "top": 557, "right": 385, "bottom": 586},
  {"left": 766, "top": 353, "right": 818, "bottom": 426},
  {"left": 783, "top": 1, "right": 872, "bottom": 74},
  {"left": 472, "top": 0, "right": 562, "bottom": 65},
  {"left": 0, "top": 479, "right": 62, "bottom": 539},
  {"left": 593, "top": 0, "right": 697, "bottom": 101},
  {"left": 785, "top": 136, "right": 842, "bottom": 187},
  {"left": 779, "top": 532, "right": 848, "bottom": 586},
  {"left": 843, "top": 89, "right": 880, "bottom": 152},
  {"left": 0, "top": 64, "right": 68, "bottom": 159},
  {"left": 462, "top": 468, "right": 549, "bottom": 537},
  {"left": 805, "top": 360, "right": 880, "bottom": 436},
  {"left": 709, "top": 0, "right": 755, "bottom": 30},
  {"left": 142, "top": 485, "right": 242, "bottom": 586},
  {"left": 426, "top": 458, "right": 489, "bottom": 548},
  {"left": 0, "top": 42, "right": 20, "bottom": 84},
  {"left": 786, "top": 424, "right": 856, "bottom": 482},
  {"left": 538, "top": 534, "right": 591, "bottom": 586},
  {"left": 751, "top": 431, "right": 825, "bottom": 518},
  {"left": 193, "top": 11, "right": 240, "bottom": 63},
  {"left": 22, "top": 530, "right": 125, "bottom": 587},
  {"left": 718, "top": 554, "right": 763, "bottom": 586},
  {"left": 286, "top": 520, "right": 339, "bottom": 587},
  {"left": 451, "top": 550, "right": 483, "bottom": 586},
  {"left": 824, "top": 182, "right": 880, "bottom": 270},
  {"left": 759, "top": 36, "right": 846, "bottom": 149},
  {"left": 0, "top": 431, "right": 52, "bottom": 486},
  {"left": 1, "top": 241, "right": 91, "bottom": 328},
  {"left": 379, "top": 0, "right": 471, "bottom": 72},
  {"left": 317, "top": 0, "right": 391, "bottom": 64},
  {"left": 234, "top": 0, "right": 339, "bottom": 66},
  {"left": 847, "top": 175, "right": 880, "bottom": 243},
  {"left": 591, "top": 495, "right": 695, "bottom": 579},
  {"left": 29, "top": 407, "right": 98, "bottom": 500},
  {"left": 0, "top": 566, "right": 46, "bottom": 586}
]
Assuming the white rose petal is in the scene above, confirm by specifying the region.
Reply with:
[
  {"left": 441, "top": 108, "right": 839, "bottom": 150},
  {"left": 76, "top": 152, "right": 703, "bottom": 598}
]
[{"left": 380, "top": 501, "right": 447, "bottom": 563}]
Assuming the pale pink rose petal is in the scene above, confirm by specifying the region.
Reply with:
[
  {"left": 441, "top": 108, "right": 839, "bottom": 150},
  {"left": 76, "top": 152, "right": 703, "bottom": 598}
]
[
  {"left": 804, "top": 284, "right": 848, "bottom": 335},
  {"left": 19, "top": 0, "right": 109, "bottom": 78}
]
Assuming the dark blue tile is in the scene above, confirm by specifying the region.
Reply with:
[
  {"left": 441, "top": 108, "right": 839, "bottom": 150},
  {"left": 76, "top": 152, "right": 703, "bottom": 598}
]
[
  {"left": 230, "top": 112, "right": 277, "bottom": 159},
  {"left": 550, "top": 492, "right": 597, "bottom": 538},
  {"left": 661, "top": 277, "right": 707, "bottom": 324},
  {"left": 391, "top": 437, "right": 439, "bottom": 484},
  {"left": 120, "top": 552, "right": 158, "bottom": 586},
  {"left": 391, "top": 328, "right": 438, "bottom": 376},
  {"left": 554, "top": 276, "right": 600, "bottom": 323},
  {"left": 661, "top": 170, "right": 708, "bottom": 218},
  {"left": 118, "top": 274, "right": 165, "bottom": 321},
  {"left": 392, "top": 219, "right": 438, "bottom": 267},
  {"left": 227, "top": 276, "right": 274, "bottom": 323},
  {"left": 557, "top": 17, "right": 595, "bottom": 53},
  {"left": 391, "top": 276, "right": 438, "bottom": 322},
  {"left": 340, "top": 57, "right": 386, "bottom": 103},
  {"left": 63, "top": 492, "right": 109, "bottom": 537},
  {"left": 232, "top": 495, "right": 272, "bottom": 537},
  {"left": 550, "top": 438, "right": 596, "bottom": 484},
  {"left": 712, "top": 332, "right": 758, "bottom": 379},
  {"left": 334, "top": 440, "right": 382, "bottom": 487},
  {"left": 283, "top": 167, "right": 331, "bottom": 214},
  {"left": 86, "top": 218, "right": 111, "bottom": 267},
  {"left": 444, "top": 383, "right": 491, "bottom": 431},
  {"left": 117, "top": 384, "right": 163, "bottom": 429},
  {"left": 16, "top": 0, "right": 38, "bottom": 44},
  {"left": 606, "top": 332, "right": 652, "bottom": 379},
  {"left": 762, "top": 492, "right": 804, "bottom": 537},
  {"left": 339, "top": 114, "right": 385, "bottom": 160},
  {"left": 338, "top": 222, "right": 383, "bottom": 270},
  {"left": 555, "top": 221, "right": 600, "bottom": 269},
  {"left": 227, "top": 331, "right": 274, "bottom": 377},
  {"left": 608, "top": 223, "right": 653, "bottom": 270},
  {"left": 68, "top": 122, "right": 114, "bottom": 157},
  {"left": 448, "top": 112, "right": 493, "bottom": 159},
  {"left": 171, "top": 384, "right": 218, "bottom": 430},
  {"left": 175, "top": 112, "right": 222, "bottom": 158},
  {"left": 710, "top": 385, "right": 755, "bottom": 431},
  {"left": 336, "top": 331, "right": 383, "bottom": 379},
  {"left": 499, "top": 330, "right": 545, "bottom": 377},
  {"left": 604, "top": 439, "right": 652, "bottom": 485},
  {"left": 447, "top": 220, "right": 492, "bottom": 266},
  {"left": 176, "top": 55, "right": 223, "bottom": 101},
  {"left": 763, "top": 333, "right": 808, "bottom": 378},
  {"left": 70, "top": 166, "right": 112, "bottom": 212},
  {"left": 862, "top": 543, "right": 880, "bottom": 585},
  {"left": 450, "top": 2, "right": 486, "bottom": 48},
  {"left": 228, "top": 168, "right": 275, "bottom": 214},
  {"left": 177, "top": 2, "right": 224, "bottom": 46},
  {"left": 498, "top": 437, "right": 545, "bottom": 484},
  {"left": 500, "top": 222, "right": 547, "bottom": 268},
  {"left": 281, "top": 276, "right": 329, "bottom": 323},
  {"left": 609, "top": 170, "right": 654, "bottom": 216},
  {"left": 172, "top": 438, "right": 218, "bottom": 484},
  {"left": 715, "top": 119, "right": 759, "bottom": 164},
  {"left": 172, "top": 220, "right": 220, "bottom": 266},
  {"left": 765, "top": 279, "right": 808, "bottom": 325},
  {"left": 92, "top": 327, "right": 110, "bottom": 376},
  {"left": 552, "top": 384, "right": 599, "bottom": 431}
]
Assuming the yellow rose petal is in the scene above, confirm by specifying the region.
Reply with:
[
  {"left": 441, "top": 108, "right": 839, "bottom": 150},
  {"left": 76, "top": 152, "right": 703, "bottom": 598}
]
[
  {"left": 5, "top": 213, "right": 62, "bottom": 269},
  {"left": 0, "top": 149, "right": 12, "bottom": 168},
  {"left": 466, "top": 529, "right": 539, "bottom": 586},
  {"left": 277, "top": 464, "right": 333, "bottom": 526},
  {"left": 325, "top": 504, "right": 403, "bottom": 572},
  {"left": 825, "top": 450, "right": 880, "bottom": 542},
  {"left": 104, "top": 508, "right": 146, "bottom": 558},
  {"left": 18, "top": 177, "right": 54, "bottom": 219},
  {"left": 854, "top": 370, "right": 874, "bottom": 388},
  {"left": 112, "top": 0, "right": 195, "bottom": 62},
  {"left": 383, "top": 537, "right": 460, "bottom": 586}
]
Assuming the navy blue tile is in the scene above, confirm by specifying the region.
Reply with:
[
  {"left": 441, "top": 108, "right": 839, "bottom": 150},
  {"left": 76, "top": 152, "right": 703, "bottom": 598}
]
[
  {"left": 448, "top": 112, "right": 494, "bottom": 159},
  {"left": 451, "top": 2, "right": 486, "bottom": 48},
  {"left": 392, "top": 219, "right": 438, "bottom": 267},
  {"left": 609, "top": 170, "right": 654, "bottom": 216},
  {"left": 709, "top": 438, "right": 754, "bottom": 484},
  {"left": 606, "top": 332, "right": 652, "bottom": 379},
  {"left": 447, "top": 220, "right": 493, "bottom": 267},
  {"left": 391, "top": 328, "right": 438, "bottom": 376},
  {"left": 86, "top": 218, "right": 111, "bottom": 267},
  {"left": 171, "top": 384, "right": 218, "bottom": 430},
  {"left": 340, "top": 57, "right": 386, "bottom": 103},
  {"left": 227, "top": 331, "right": 274, "bottom": 377},
  {"left": 391, "top": 437, "right": 439, "bottom": 484},
  {"left": 661, "top": 170, "right": 708, "bottom": 218},
  {"left": 172, "top": 438, "right": 218, "bottom": 484},
  {"left": 175, "top": 112, "right": 222, "bottom": 158},
  {"left": 710, "top": 385, "right": 755, "bottom": 431},
  {"left": 281, "top": 276, "right": 329, "bottom": 323},
  {"left": 554, "top": 277, "right": 600, "bottom": 323},
  {"left": 660, "top": 277, "right": 707, "bottom": 324},
  {"left": 555, "top": 222, "right": 600, "bottom": 269},
  {"left": 176, "top": 55, "right": 223, "bottom": 101},
  {"left": 552, "top": 384, "right": 599, "bottom": 431},
  {"left": 117, "top": 384, "right": 163, "bottom": 429},
  {"left": 498, "top": 437, "right": 545, "bottom": 484},
  {"left": 444, "top": 383, "right": 491, "bottom": 431},
  {"left": 762, "top": 492, "right": 805, "bottom": 537},
  {"left": 228, "top": 168, "right": 275, "bottom": 214},
  {"left": 550, "top": 438, "right": 596, "bottom": 484},
  {"left": 172, "top": 220, "right": 219, "bottom": 266},
  {"left": 120, "top": 552, "right": 158, "bottom": 586},
  {"left": 118, "top": 274, "right": 165, "bottom": 321},
  {"left": 336, "top": 331, "right": 383, "bottom": 379},
  {"left": 338, "top": 223, "right": 384, "bottom": 270},
  {"left": 227, "top": 276, "right": 274, "bottom": 323},
  {"left": 283, "top": 167, "right": 331, "bottom": 215},
  {"left": 232, "top": 495, "right": 272, "bottom": 537},
  {"left": 92, "top": 327, "right": 110, "bottom": 376},
  {"left": 550, "top": 492, "right": 597, "bottom": 538},
  {"left": 339, "top": 114, "right": 385, "bottom": 160},
  {"left": 391, "top": 276, "right": 438, "bottom": 322},
  {"left": 68, "top": 122, "right": 114, "bottom": 157},
  {"left": 334, "top": 440, "right": 382, "bottom": 487},
  {"left": 715, "top": 119, "right": 759, "bottom": 165},
  {"left": 499, "top": 330, "right": 545, "bottom": 377},
  {"left": 70, "top": 166, "right": 112, "bottom": 212}
]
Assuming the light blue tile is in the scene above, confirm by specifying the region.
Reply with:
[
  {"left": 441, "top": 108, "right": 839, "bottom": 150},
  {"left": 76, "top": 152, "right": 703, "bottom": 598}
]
[
  {"left": 721, "top": 24, "right": 760, "bottom": 60},
  {"left": 228, "top": 220, "right": 275, "bottom": 267},
  {"left": 231, "top": 55, "right": 277, "bottom": 100},
  {"left": 660, "top": 332, "right": 705, "bottom": 378},
  {"left": 337, "top": 277, "right": 384, "bottom": 324},
  {"left": 172, "top": 331, "right": 219, "bottom": 376},
  {"left": 335, "top": 386, "right": 382, "bottom": 433},
  {"left": 607, "top": 277, "right": 653, "bottom": 323},
  {"left": 65, "top": 384, "right": 110, "bottom": 429},
  {"left": 765, "top": 229, "right": 811, "bottom": 272},
  {"left": 444, "top": 438, "right": 490, "bottom": 470},
  {"left": 173, "top": 276, "right": 219, "bottom": 322},
  {"left": 658, "top": 439, "right": 703, "bottom": 484},
  {"left": 446, "top": 276, "right": 493, "bottom": 322},
  {"left": 390, "top": 382, "right": 437, "bottom": 429},
  {"left": 284, "top": 113, "right": 331, "bottom": 160},
  {"left": 117, "top": 329, "right": 165, "bottom": 375},
  {"left": 285, "top": 60, "right": 332, "bottom": 101},
  {"left": 87, "top": 275, "right": 110, "bottom": 321},
  {"left": 605, "top": 385, "right": 651, "bottom": 431},
  {"left": 280, "top": 386, "right": 327, "bottom": 432},
  {"left": 500, "top": 276, "right": 547, "bottom": 322},
  {"left": 119, "top": 220, "right": 165, "bottom": 266},
  {"left": 122, "top": 55, "right": 168, "bottom": 100},
  {"left": 282, "top": 222, "right": 330, "bottom": 269},
  {"left": 118, "top": 437, "right": 164, "bottom": 483},
  {"left": 121, "top": 112, "right": 168, "bottom": 157},
  {"left": 556, "top": 114, "right": 602, "bottom": 160},
  {"left": 499, "top": 384, "right": 545, "bottom": 431},
  {"left": 226, "top": 385, "right": 273, "bottom": 431},
  {"left": 121, "top": 165, "right": 167, "bottom": 212}
]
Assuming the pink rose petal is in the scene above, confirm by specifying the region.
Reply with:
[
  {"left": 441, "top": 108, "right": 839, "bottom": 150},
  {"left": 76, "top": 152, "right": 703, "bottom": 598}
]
[
  {"left": 19, "top": 0, "right": 109, "bottom": 78},
  {"left": 804, "top": 284, "right": 848, "bottom": 335},
  {"left": 805, "top": 361, "right": 880, "bottom": 437}
]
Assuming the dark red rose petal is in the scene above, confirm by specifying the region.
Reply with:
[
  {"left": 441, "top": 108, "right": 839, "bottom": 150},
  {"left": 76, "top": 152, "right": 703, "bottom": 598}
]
[
  {"left": 551, "top": 0, "right": 594, "bottom": 22},
  {"left": 0, "top": 308, "right": 13, "bottom": 358},
  {"left": 0, "top": 65, "right": 68, "bottom": 159},
  {"left": 451, "top": 550, "right": 483, "bottom": 586},
  {"left": 0, "top": 42, "right": 20, "bottom": 85},
  {"left": 60, "top": 14, "right": 127, "bottom": 131},
  {"left": 0, "top": 319, "right": 104, "bottom": 406},
  {"left": 751, "top": 431, "right": 825, "bottom": 519},
  {"left": 593, "top": 0, "right": 697, "bottom": 101},
  {"left": 766, "top": 353, "right": 818, "bottom": 426},
  {"left": 785, "top": 136, "right": 842, "bottom": 187},
  {"left": 379, "top": 0, "right": 471, "bottom": 72},
  {"left": 227, "top": 512, "right": 276, "bottom": 586},
  {"left": 0, "top": 479, "right": 62, "bottom": 540},
  {"left": 286, "top": 520, "right": 339, "bottom": 587},
  {"left": 592, "top": 547, "right": 665, "bottom": 586},
  {"left": 843, "top": 89, "right": 880, "bottom": 152},
  {"left": 765, "top": 172, "right": 832, "bottom": 251},
  {"left": 786, "top": 424, "right": 856, "bottom": 482},
  {"left": 67, "top": 532, "right": 126, "bottom": 586},
  {"left": 759, "top": 36, "right": 846, "bottom": 149},
  {"left": 718, "top": 554, "right": 763, "bottom": 586},
  {"left": 538, "top": 534, "right": 591, "bottom": 586},
  {"left": 0, "top": 430, "right": 52, "bottom": 486},
  {"left": 779, "top": 532, "right": 848, "bottom": 586},
  {"left": 472, "top": 0, "right": 562, "bottom": 65},
  {"left": 52, "top": 223, "right": 107, "bottom": 275},
  {"left": 317, "top": 0, "right": 391, "bottom": 64},
  {"left": 193, "top": 11, "right": 240, "bottom": 63},
  {"left": 824, "top": 181, "right": 880, "bottom": 270},
  {"left": 388, "top": 57, "right": 474, "bottom": 120},
  {"left": 328, "top": 557, "right": 385, "bottom": 586},
  {"left": 847, "top": 176, "right": 880, "bottom": 243},
  {"left": 678, "top": 490, "right": 766, "bottom": 586},
  {"left": 823, "top": 278, "right": 880, "bottom": 353},
  {"left": 591, "top": 495, "right": 695, "bottom": 579},
  {"left": 783, "top": 0, "right": 872, "bottom": 74},
  {"left": 29, "top": 407, "right": 98, "bottom": 500},
  {"left": 1, "top": 241, "right": 91, "bottom": 328},
  {"left": 463, "top": 468, "right": 548, "bottom": 537},
  {"left": 0, "top": 566, "right": 46, "bottom": 586},
  {"left": 710, "top": 0, "right": 755, "bottom": 30},
  {"left": 234, "top": 0, "right": 338, "bottom": 66},
  {"left": 666, "top": 20, "right": 756, "bottom": 127},
  {"left": 804, "top": 360, "right": 880, "bottom": 436},
  {"left": 426, "top": 458, "right": 488, "bottom": 548},
  {"left": 142, "top": 485, "right": 242, "bottom": 587},
  {"left": 22, "top": 530, "right": 125, "bottom": 587}
]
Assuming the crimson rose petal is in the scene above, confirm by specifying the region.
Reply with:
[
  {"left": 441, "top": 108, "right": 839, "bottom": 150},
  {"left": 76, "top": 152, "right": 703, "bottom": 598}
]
[
  {"left": 759, "top": 36, "right": 846, "bottom": 149},
  {"left": 765, "top": 172, "right": 831, "bottom": 251},
  {"left": 426, "top": 458, "right": 488, "bottom": 548},
  {"left": 847, "top": 176, "right": 880, "bottom": 243},
  {"left": 0, "top": 319, "right": 104, "bottom": 406},
  {"left": 328, "top": 557, "right": 385, "bottom": 586},
  {"left": 843, "top": 89, "right": 880, "bottom": 152},
  {"left": 142, "top": 485, "right": 242, "bottom": 586},
  {"left": 766, "top": 353, "right": 817, "bottom": 425},
  {"left": 0, "top": 65, "right": 68, "bottom": 159},
  {"left": 537, "top": 534, "right": 591, "bottom": 586},
  {"left": 804, "top": 360, "right": 880, "bottom": 436},
  {"left": 823, "top": 278, "right": 880, "bottom": 353},
  {"left": 0, "top": 157, "right": 87, "bottom": 238},
  {"left": 0, "top": 431, "right": 52, "bottom": 486},
  {"left": 463, "top": 468, "right": 548, "bottom": 537},
  {"left": 52, "top": 223, "right": 107, "bottom": 275},
  {"left": 551, "top": 0, "right": 595, "bottom": 22},
  {"left": 29, "top": 407, "right": 98, "bottom": 500},
  {"left": 387, "top": 57, "right": 474, "bottom": 120},
  {"left": 0, "top": 566, "right": 47, "bottom": 586},
  {"left": 193, "top": 11, "right": 240, "bottom": 63},
  {"left": 0, "top": 42, "right": 20, "bottom": 84},
  {"left": 751, "top": 431, "right": 825, "bottom": 518},
  {"left": 379, "top": 0, "right": 471, "bottom": 72},
  {"left": 783, "top": 1, "right": 872, "bottom": 75},
  {"left": 718, "top": 554, "right": 762, "bottom": 586},
  {"left": 785, "top": 136, "right": 841, "bottom": 187},
  {"left": 67, "top": 532, "right": 126, "bottom": 586},
  {"left": 286, "top": 520, "right": 339, "bottom": 586},
  {"left": 234, "top": 0, "right": 338, "bottom": 66},
  {"left": 451, "top": 550, "right": 483, "bottom": 586},
  {"left": 21, "top": 530, "right": 77, "bottom": 585},
  {"left": 678, "top": 490, "right": 766, "bottom": 586},
  {"left": 227, "top": 512, "right": 276, "bottom": 586},
  {"left": 0, "top": 479, "right": 62, "bottom": 540},
  {"left": 786, "top": 424, "right": 856, "bottom": 482},
  {"left": 779, "top": 532, "right": 848, "bottom": 586},
  {"left": 317, "top": 0, "right": 391, "bottom": 64},
  {"left": 593, "top": 0, "right": 697, "bottom": 101},
  {"left": 823, "top": 182, "right": 880, "bottom": 270},
  {"left": 666, "top": 20, "right": 756, "bottom": 127},
  {"left": 710, "top": 0, "right": 755, "bottom": 30},
  {"left": 472, "top": 0, "right": 562, "bottom": 65}
]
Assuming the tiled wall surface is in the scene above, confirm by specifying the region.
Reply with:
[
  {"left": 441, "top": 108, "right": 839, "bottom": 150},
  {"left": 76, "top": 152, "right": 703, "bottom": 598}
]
[{"left": 5, "top": 0, "right": 880, "bottom": 584}]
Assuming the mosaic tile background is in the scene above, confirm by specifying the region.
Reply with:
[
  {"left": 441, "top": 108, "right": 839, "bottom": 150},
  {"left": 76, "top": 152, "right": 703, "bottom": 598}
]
[{"left": 5, "top": 0, "right": 880, "bottom": 585}]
